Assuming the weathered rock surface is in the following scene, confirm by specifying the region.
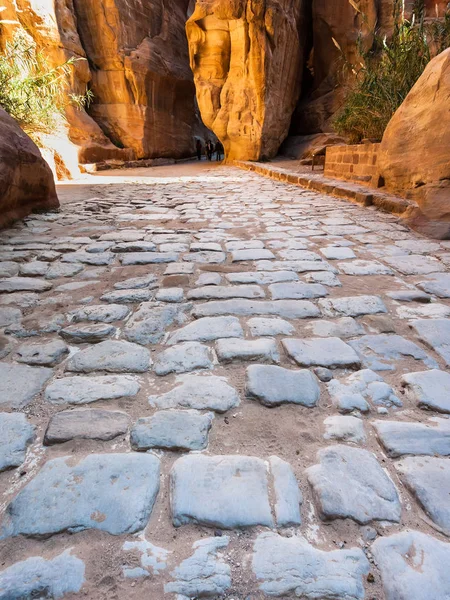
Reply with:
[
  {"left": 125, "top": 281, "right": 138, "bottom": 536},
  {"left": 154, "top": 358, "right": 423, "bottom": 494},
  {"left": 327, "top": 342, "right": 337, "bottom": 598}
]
[
  {"left": 269, "top": 456, "right": 302, "bottom": 527},
  {"left": 323, "top": 415, "right": 366, "bottom": 444},
  {"left": 0, "top": 363, "right": 53, "bottom": 409},
  {"left": 374, "top": 418, "right": 450, "bottom": 457},
  {"left": 45, "top": 375, "right": 140, "bottom": 405},
  {"left": 15, "top": 339, "right": 69, "bottom": 366},
  {"left": 411, "top": 319, "right": 450, "bottom": 366},
  {"left": 66, "top": 341, "right": 151, "bottom": 373},
  {"left": 167, "top": 316, "right": 243, "bottom": 345},
  {"left": 186, "top": 0, "right": 304, "bottom": 160},
  {"left": 0, "top": 413, "right": 35, "bottom": 472},
  {"left": 1, "top": 453, "right": 160, "bottom": 538},
  {"left": 246, "top": 364, "right": 320, "bottom": 407},
  {"left": 283, "top": 337, "right": 361, "bottom": 369},
  {"left": 0, "top": 108, "right": 59, "bottom": 228},
  {"left": 44, "top": 409, "right": 129, "bottom": 444},
  {"left": 153, "top": 341, "right": 214, "bottom": 375},
  {"left": 402, "top": 369, "right": 450, "bottom": 413},
  {"left": 216, "top": 337, "right": 280, "bottom": 363}
]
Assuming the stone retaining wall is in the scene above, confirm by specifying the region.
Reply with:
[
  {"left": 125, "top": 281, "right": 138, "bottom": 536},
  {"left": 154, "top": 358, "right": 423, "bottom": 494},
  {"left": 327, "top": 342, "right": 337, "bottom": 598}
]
[{"left": 324, "top": 143, "right": 381, "bottom": 187}]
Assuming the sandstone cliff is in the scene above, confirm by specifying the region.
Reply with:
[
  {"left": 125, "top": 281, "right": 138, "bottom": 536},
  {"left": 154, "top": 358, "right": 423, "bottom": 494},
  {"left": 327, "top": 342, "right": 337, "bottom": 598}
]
[{"left": 186, "top": 0, "right": 305, "bottom": 161}]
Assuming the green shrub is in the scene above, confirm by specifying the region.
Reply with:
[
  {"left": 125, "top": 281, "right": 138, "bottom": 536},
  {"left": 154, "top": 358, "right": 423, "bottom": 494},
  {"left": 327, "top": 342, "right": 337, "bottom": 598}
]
[{"left": 333, "top": 0, "right": 450, "bottom": 143}]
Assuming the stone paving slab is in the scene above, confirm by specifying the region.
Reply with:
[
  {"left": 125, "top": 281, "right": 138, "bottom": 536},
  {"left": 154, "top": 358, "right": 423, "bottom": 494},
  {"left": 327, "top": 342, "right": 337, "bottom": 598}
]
[
  {"left": 0, "top": 413, "right": 35, "bottom": 472},
  {"left": 192, "top": 299, "right": 321, "bottom": 319},
  {"left": 246, "top": 364, "right": 320, "bottom": 407},
  {"left": 283, "top": 337, "right": 361, "bottom": 369},
  {"left": 44, "top": 409, "right": 129, "bottom": 444},
  {"left": 66, "top": 340, "right": 152, "bottom": 373},
  {"left": 45, "top": 374, "right": 140, "bottom": 405},
  {"left": 0, "top": 363, "right": 53, "bottom": 409},
  {"left": 402, "top": 369, "right": 450, "bottom": 413},
  {"left": 374, "top": 417, "right": 450, "bottom": 457}
]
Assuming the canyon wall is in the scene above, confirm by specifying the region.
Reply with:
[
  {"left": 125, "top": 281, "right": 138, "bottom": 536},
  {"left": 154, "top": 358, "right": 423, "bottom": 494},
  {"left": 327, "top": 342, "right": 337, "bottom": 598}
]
[{"left": 186, "top": 0, "right": 305, "bottom": 161}]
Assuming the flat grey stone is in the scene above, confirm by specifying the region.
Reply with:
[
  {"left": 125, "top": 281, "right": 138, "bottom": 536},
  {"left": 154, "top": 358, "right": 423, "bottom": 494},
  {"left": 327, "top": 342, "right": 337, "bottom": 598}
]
[
  {"left": 396, "top": 456, "right": 450, "bottom": 534},
  {"left": 0, "top": 277, "right": 52, "bottom": 293},
  {"left": 323, "top": 415, "right": 366, "bottom": 443},
  {"left": 187, "top": 285, "right": 264, "bottom": 300},
  {"left": 59, "top": 323, "right": 116, "bottom": 344},
  {"left": 396, "top": 302, "right": 450, "bottom": 320},
  {"left": 277, "top": 250, "right": 322, "bottom": 261},
  {"left": 112, "top": 241, "right": 156, "bottom": 253},
  {"left": 120, "top": 252, "right": 178, "bottom": 265},
  {"left": 252, "top": 531, "right": 369, "bottom": 599},
  {"left": 165, "top": 537, "right": 231, "bottom": 598},
  {"left": 149, "top": 374, "right": 240, "bottom": 413},
  {"left": 114, "top": 274, "right": 158, "bottom": 290},
  {"left": 85, "top": 241, "right": 114, "bottom": 253},
  {"left": 387, "top": 289, "right": 431, "bottom": 302},
  {"left": 0, "top": 413, "right": 35, "bottom": 472},
  {"left": 171, "top": 454, "right": 273, "bottom": 528},
  {"left": 100, "top": 230, "right": 144, "bottom": 242},
  {"left": 257, "top": 260, "right": 335, "bottom": 273},
  {"left": 195, "top": 272, "right": 222, "bottom": 286},
  {"left": 0, "top": 292, "right": 38, "bottom": 309},
  {"left": 164, "top": 262, "right": 194, "bottom": 275},
  {"left": 46, "top": 262, "right": 84, "bottom": 279},
  {"left": 248, "top": 317, "right": 295, "bottom": 337},
  {"left": 321, "top": 246, "right": 356, "bottom": 260},
  {"left": 269, "top": 456, "right": 302, "bottom": 527},
  {"left": 19, "top": 261, "right": 49, "bottom": 276},
  {"left": 374, "top": 417, "right": 450, "bottom": 457},
  {"left": 304, "top": 271, "right": 342, "bottom": 287},
  {"left": 0, "top": 550, "right": 85, "bottom": 600},
  {"left": 283, "top": 337, "right": 361, "bottom": 369},
  {"left": 372, "top": 530, "right": 450, "bottom": 600},
  {"left": 67, "top": 340, "right": 151, "bottom": 373},
  {"left": 328, "top": 369, "right": 401, "bottom": 413},
  {"left": 190, "top": 242, "right": 222, "bottom": 252},
  {"left": 153, "top": 342, "right": 214, "bottom": 376},
  {"left": 131, "top": 410, "right": 213, "bottom": 451},
  {"left": 226, "top": 240, "right": 264, "bottom": 251},
  {"left": 246, "top": 365, "right": 319, "bottom": 407},
  {"left": 319, "top": 295, "right": 387, "bottom": 317},
  {"left": 231, "top": 249, "right": 275, "bottom": 262},
  {"left": 0, "top": 453, "right": 160, "bottom": 538},
  {"left": 349, "top": 333, "right": 438, "bottom": 371},
  {"left": 216, "top": 338, "right": 279, "bottom": 363},
  {"left": 0, "top": 307, "right": 21, "bottom": 327},
  {"left": 183, "top": 251, "right": 226, "bottom": 264},
  {"left": 339, "top": 260, "right": 394, "bottom": 276},
  {"left": 308, "top": 316, "right": 365, "bottom": 339},
  {"left": 0, "top": 261, "right": 19, "bottom": 277},
  {"left": 100, "top": 289, "right": 153, "bottom": 304},
  {"left": 411, "top": 318, "right": 450, "bottom": 365},
  {"left": 0, "top": 363, "right": 53, "bottom": 409},
  {"left": 124, "top": 303, "right": 188, "bottom": 345},
  {"left": 155, "top": 288, "right": 184, "bottom": 303},
  {"left": 193, "top": 299, "right": 321, "bottom": 319},
  {"left": 68, "top": 304, "right": 130, "bottom": 323},
  {"left": 226, "top": 270, "right": 299, "bottom": 285},
  {"left": 384, "top": 254, "right": 445, "bottom": 275},
  {"left": 417, "top": 273, "right": 450, "bottom": 298},
  {"left": 44, "top": 409, "right": 129, "bottom": 444},
  {"left": 15, "top": 339, "right": 68, "bottom": 366},
  {"left": 396, "top": 240, "right": 441, "bottom": 253},
  {"left": 307, "top": 445, "right": 401, "bottom": 523},
  {"left": 314, "top": 366, "right": 333, "bottom": 382},
  {"left": 5, "top": 312, "right": 65, "bottom": 338},
  {"left": 167, "top": 316, "right": 243, "bottom": 345},
  {"left": 269, "top": 282, "right": 328, "bottom": 300},
  {"left": 61, "top": 251, "right": 115, "bottom": 265},
  {"left": 402, "top": 369, "right": 450, "bottom": 413},
  {"left": 45, "top": 374, "right": 140, "bottom": 405}
]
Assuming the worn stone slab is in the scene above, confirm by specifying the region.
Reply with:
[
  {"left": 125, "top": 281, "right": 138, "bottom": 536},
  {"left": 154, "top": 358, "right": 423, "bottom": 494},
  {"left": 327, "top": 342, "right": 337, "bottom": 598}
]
[
  {"left": 216, "top": 338, "right": 279, "bottom": 363},
  {"left": 15, "top": 339, "right": 69, "bottom": 366},
  {"left": 67, "top": 340, "right": 151, "bottom": 373},
  {"left": 68, "top": 304, "right": 130, "bottom": 323},
  {"left": 396, "top": 456, "right": 450, "bottom": 534},
  {"left": 45, "top": 375, "right": 140, "bottom": 405},
  {"left": 417, "top": 273, "right": 450, "bottom": 298},
  {"left": 257, "top": 260, "right": 335, "bottom": 273},
  {"left": 308, "top": 317, "right": 365, "bottom": 339},
  {"left": 190, "top": 242, "right": 222, "bottom": 252},
  {"left": 269, "top": 282, "right": 328, "bottom": 300},
  {"left": 59, "top": 323, "right": 116, "bottom": 344},
  {"left": 396, "top": 302, "right": 450, "bottom": 320},
  {"left": 231, "top": 249, "right": 275, "bottom": 262},
  {"left": 131, "top": 410, "right": 213, "bottom": 451},
  {"left": 269, "top": 456, "right": 302, "bottom": 527},
  {"left": 153, "top": 342, "right": 214, "bottom": 376},
  {"left": 19, "top": 261, "right": 49, "bottom": 276},
  {"left": 0, "top": 363, "right": 53, "bottom": 409},
  {"left": 328, "top": 369, "right": 401, "bottom": 413},
  {"left": 411, "top": 318, "right": 450, "bottom": 365},
  {"left": 372, "top": 530, "right": 450, "bottom": 600},
  {"left": 0, "top": 261, "right": 19, "bottom": 277},
  {"left": 402, "top": 369, "right": 450, "bottom": 413},
  {"left": 248, "top": 317, "right": 295, "bottom": 337},
  {"left": 0, "top": 277, "right": 52, "bottom": 293},
  {"left": 387, "top": 289, "right": 431, "bottom": 303},
  {"left": 339, "top": 260, "right": 394, "bottom": 276},
  {"left": 165, "top": 537, "right": 231, "bottom": 598},
  {"left": 167, "top": 315, "right": 243, "bottom": 345},
  {"left": 155, "top": 288, "right": 184, "bottom": 303},
  {"left": 0, "top": 307, "right": 22, "bottom": 328},
  {"left": 0, "top": 550, "right": 85, "bottom": 600},
  {"left": 246, "top": 365, "right": 319, "bottom": 407},
  {"left": 46, "top": 262, "right": 84, "bottom": 279},
  {"left": 350, "top": 333, "right": 438, "bottom": 371},
  {"left": 384, "top": 254, "right": 445, "bottom": 275},
  {"left": 193, "top": 299, "right": 321, "bottom": 319},
  {"left": 124, "top": 303, "right": 188, "bottom": 345},
  {"left": 0, "top": 413, "right": 35, "bottom": 472},
  {"left": 226, "top": 270, "right": 299, "bottom": 285},
  {"left": 226, "top": 240, "right": 264, "bottom": 251},
  {"left": 283, "top": 337, "right": 361, "bottom": 369},
  {"left": 120, "top": 252, "right": 178, "bottom": 265},
  {"left": 320, "top": 246, "right": 356, "bottom": 260},
  {"left": 44, "top": 409, "right": 129, "bottom": 444},
  {"left": 252, "top": 532, "right": 369, "bottom": 599},
  {"left": 323, "top": 416, "right": 366, "bottom": 444},
  {"left": 164, "top": 262, "right": 195, "bottom": 275},
  {"left": 319, "top": 295, "right": 387, "bottom": 317},
  {"left": 187, "top": 285, "right": 265, "bottom": 300},
  {"left": 171, "top": 454, "right": 273, "bottom": 528},
  {"left": 374, "top": 417, "right": 450, "bottom": 457},
  {"left": 195, "top": 272, "right": 222, "bottom": 286},
  {"left": 112, "top": 241, "right": 156, "bottom": 253},
  {"left": 183, "top": 251, "right": 226, "bottom": 264},
  {"left": 306, "top": 445, "right": 401, "bottom": 523},
  {"left": 0, "top": 453, "right": 160, "bottom": 538},
  {"left": 277, "top": 250, "right": 322, "bottom": 261},
  {"left": 61, "top": 251, "right": 115, "bottom": 265},
  {"left": 149, "top": 374, "right": 240, "bottom": 413},
  {"left": 305, "top": 271, "right": 342, "bottom": 287},
  {"left": 114, "top": 274, "right": 158, "bottom": 290},
  {"left": 100, "top": 289, "right": 153, "bottom": 304}
]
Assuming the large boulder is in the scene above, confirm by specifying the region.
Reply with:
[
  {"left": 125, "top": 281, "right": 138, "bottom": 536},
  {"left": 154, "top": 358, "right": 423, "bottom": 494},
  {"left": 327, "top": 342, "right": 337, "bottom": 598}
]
[
  {"left": 0, "top": 109, "right": 59, "bottom": 229},
  {"left": 379, "top": 49, "right": 450, "bottom": 238},
  {"left": 186, "top": 0, "right": 305, "bottom": 161}
]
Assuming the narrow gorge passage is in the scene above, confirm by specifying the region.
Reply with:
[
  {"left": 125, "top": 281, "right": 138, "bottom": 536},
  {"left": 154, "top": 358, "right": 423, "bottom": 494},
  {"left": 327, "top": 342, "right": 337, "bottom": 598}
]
[{"left": 0, "top": 162, "right": 450, "bottom": 599}]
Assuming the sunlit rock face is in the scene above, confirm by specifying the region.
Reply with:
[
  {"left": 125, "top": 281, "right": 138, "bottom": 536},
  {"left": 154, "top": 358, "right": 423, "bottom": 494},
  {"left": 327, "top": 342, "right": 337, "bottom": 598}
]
[{"left": 186, "top": 0, "right": 305, "bottom": 160}]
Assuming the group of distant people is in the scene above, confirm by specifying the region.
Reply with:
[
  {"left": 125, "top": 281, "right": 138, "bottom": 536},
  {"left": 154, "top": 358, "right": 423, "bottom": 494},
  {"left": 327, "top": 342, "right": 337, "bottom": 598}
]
[{"left": 196, "top": 139, "right": 224, "bottom": 162}]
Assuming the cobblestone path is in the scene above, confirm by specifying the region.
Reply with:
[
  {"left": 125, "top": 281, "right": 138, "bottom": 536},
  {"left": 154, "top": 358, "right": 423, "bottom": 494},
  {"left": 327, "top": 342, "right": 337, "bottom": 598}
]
[{"left": 1, "top": 165, "right": 450, "bottom": 599}]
